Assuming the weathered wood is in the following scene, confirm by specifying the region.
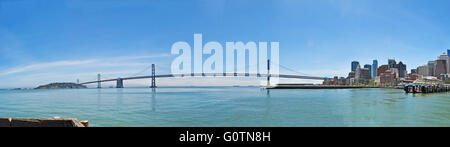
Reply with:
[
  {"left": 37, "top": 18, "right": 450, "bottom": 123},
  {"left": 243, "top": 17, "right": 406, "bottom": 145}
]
[
  {"left": 0, "top": 117, "right": 86, "bottom": 127},
  {"left": 267, "top": 85, "right": 380, "bottom": 89}
]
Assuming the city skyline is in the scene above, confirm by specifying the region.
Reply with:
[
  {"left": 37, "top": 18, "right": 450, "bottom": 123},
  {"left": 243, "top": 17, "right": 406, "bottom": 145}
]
[
  {"left": 1, "top": 0, "right": 450, "bottom": 88},
  {"left": 343, "top": 49, "right": 450, "bottom": 85}
]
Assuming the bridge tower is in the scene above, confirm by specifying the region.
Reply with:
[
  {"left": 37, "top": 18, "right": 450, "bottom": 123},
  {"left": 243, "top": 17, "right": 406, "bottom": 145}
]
[
  {"left": 97, "top": 74, "right": 101, "bottom": 88},
  {"left": 116, "top": 78, "right": 124, "bottom": 88},
  {"left": 150, "top": 64, "right": 157, "bottom": 88},
  {"left": 267, "top": 59, "right": 271, "bottom": 87}
]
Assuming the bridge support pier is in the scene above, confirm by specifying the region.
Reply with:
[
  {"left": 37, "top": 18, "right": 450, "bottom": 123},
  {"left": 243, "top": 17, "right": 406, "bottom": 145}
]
[
  {"left": 97, "top": 74, "right": 101, "bottom": 88},
  {"left": 116, "top": 78, "right": 124, "bottom": 88},
  {"left": 150, "top": 64, "right": 157, "bottom": 88},
  {"left": 267, "top": 59, "right": 271, "bottom": 87}
]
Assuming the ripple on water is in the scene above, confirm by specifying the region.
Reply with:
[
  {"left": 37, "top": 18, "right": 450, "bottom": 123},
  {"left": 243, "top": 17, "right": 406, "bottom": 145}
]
[{"left": 1, "top": 88, "right": 450, "bottom": 126}]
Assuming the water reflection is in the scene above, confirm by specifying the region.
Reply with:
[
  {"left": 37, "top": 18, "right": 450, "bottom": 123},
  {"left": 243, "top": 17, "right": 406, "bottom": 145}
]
[
  {"left": 96, "top": 88, "right": 102, "bottom": 110},
  {"left": 151, "top": 88, "right": 156, "bottom": 112},
  {"left": 262, "top": 88, "right": 272, "bottom": 122},
  {"left": 116, "top": 89, "right": 124, "bottom": 111}
]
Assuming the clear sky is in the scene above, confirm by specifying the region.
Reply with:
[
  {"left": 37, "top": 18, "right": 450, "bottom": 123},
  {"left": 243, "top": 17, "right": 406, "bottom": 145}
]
[{"left": 1, "top": 0, "right": 450, "bottom": 88}]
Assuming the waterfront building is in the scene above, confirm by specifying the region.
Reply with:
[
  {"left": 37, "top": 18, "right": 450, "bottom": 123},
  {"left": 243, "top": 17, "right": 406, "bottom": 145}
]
[
  {"left": 339, "top": 77, "right": 347, "bottom": 85},
  {"left": 333, "top": 76, "right": 338, "bottom": 85},
  {"left": 377, "top": 65, "right": 389, "bottom": 76},
  {"left": 348, "top": 71, "right": 355, "bottom": 79},
  {"left": 417, "top": 65, "right": 430, "bottom": 76},
  {"left": 372, "top": 60, "right": 378, "bottom": 78},
  {"left": 380, "top": 70, "right": 396, "bottom": 86},
  {"left": 428, "top": 61, "right": 435, "bottom": 76},
  {"left": 364, "top": 64, "right": 372, "bottom": 79},
  {"left": 408, "top": 73, "right": 421, "bottom": 81},
  {"left": 374, "top": 76, "right": 381, "bottom": 85},
  {"left": 324, "top": 76, "right": 340, "bottom": 85},
  {"left": 351, "top": 61, "right": 359, "bottom": 72},
  {"left": 437, "top": 74, "right": 450, "bottom": 81},
  {"left": 434, "top": 59, "right": 448, "bottom": 76}
]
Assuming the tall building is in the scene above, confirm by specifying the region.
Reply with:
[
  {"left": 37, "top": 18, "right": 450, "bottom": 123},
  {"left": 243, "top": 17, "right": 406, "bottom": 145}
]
[
  {"left": 386, "top": 59, "right": 407, "bottom": 78},
  {"left": 434, "top": 59, "right": 447, "bottom": 77},
  {"left": 428, "top": 61, "right": 435, "bottom": 76},
  {"left": 438, "top": 52, "right": 449, "bottom": 74},
  {"left": 351, "top": 61, "right": 359, "bottom": 72},
  {"left": 448, "top": 49, "right": 450, "bottom": 57},
  {"left": 388, "top": 59, "right": 396, "bottom": 69},
  {"left": 372, "top": 60, "right": 378, "bottom": 78},
  {"left": 364, "top": 64, "right": 372, "bottom": 79},
  {"left": 397, "top": 61, "right": 407, "bottom": 78}
]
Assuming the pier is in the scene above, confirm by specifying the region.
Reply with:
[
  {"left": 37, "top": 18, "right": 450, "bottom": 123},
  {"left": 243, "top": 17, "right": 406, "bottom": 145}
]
[
  {"left": 0, "top": 117, "right": 88, "bottom": 127},
  {"left": 404, "top": 84, "right": 450, "bottom": 94},
  {"left": 267, "top": 84, "right": 379, "bottom": 89}
]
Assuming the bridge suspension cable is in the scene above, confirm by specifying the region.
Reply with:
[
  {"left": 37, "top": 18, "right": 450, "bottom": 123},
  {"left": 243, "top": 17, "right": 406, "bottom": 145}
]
[
  {"left": 128, "top": 65, "right": 152, "bottom": 77},
  {"left": 272, "top": 61, "right": 314, "bottom": 77}
]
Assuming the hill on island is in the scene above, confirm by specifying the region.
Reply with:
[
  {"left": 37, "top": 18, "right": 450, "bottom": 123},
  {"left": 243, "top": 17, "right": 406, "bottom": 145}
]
[{"left": 35, "top": 83, "right": 87, "bottom": 89}]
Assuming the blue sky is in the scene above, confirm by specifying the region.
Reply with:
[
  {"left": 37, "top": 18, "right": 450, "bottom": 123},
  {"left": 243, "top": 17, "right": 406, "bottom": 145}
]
[{"left": 1, "top": 0, "right": 450, "bottom": 88}]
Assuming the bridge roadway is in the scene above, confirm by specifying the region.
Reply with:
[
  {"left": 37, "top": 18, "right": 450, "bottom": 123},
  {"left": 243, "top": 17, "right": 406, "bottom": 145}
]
[{"left": 80, "top": 73, "right": 327, "bottom": 85}]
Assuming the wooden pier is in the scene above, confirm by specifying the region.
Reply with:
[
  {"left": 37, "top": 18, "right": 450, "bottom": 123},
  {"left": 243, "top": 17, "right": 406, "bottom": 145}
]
[
  {"left": 267, "top": 84, "right": 379, "bottom": 89},
  {"left": 0, "top": 117, "right": 88, "bottom": 127},
  {"left": 404, "top": 84, "right": 450, "bottom": 94}
]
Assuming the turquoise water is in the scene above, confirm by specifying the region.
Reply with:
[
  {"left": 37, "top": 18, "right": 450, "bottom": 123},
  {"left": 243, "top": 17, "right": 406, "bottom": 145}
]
[{"left": 1, "top": 87, "right": 450, "bottom": 127}]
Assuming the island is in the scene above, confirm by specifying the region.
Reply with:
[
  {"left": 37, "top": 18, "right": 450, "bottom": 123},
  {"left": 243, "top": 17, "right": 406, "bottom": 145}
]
[{"left": 35, "top": 83, "right": 87, "bottom": 89}]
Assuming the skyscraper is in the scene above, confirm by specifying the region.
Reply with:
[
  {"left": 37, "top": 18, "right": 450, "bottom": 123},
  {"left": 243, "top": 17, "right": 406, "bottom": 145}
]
[
  {"left": 438, "top": 52, "right": 449, "bottom": 74},
  {"left": 364, "top": 64, "right": 372, "bottom": 79},
  {"left": 434, "top": 60, "right": 447, "bottom": 76},
  {"left": 388, "top": 59, "right": 396, "bottom": 69},
  {"left": 397, "top": 61, "right": 407, "bottom": 78},
  {"left": 448, "top": 49, "right": 450, "bottom": 57},
  {"left": 428, "top": 61, "right": 435, "bottom": 76},
  {"left": 372, "top": 60, "right": 378, "bottom": 78},
  {"left": 351, "top": 61, "right": 359, "bottom": 72}
]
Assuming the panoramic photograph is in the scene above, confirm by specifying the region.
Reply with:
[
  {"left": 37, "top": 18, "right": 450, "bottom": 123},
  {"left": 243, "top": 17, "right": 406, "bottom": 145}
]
[{"left": 1, "top": 0, "right": 450, "bottom": 139}]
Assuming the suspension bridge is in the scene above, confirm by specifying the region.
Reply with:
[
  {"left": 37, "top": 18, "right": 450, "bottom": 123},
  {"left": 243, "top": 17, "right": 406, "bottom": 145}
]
[{"left": 79, "top": 60, "right": 329, "bottom": 88}]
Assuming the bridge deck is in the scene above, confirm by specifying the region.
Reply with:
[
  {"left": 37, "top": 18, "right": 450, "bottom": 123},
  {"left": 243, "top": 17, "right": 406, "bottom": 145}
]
[{"left": 80, "top": 73, "right": 327, "bottom": 85}]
